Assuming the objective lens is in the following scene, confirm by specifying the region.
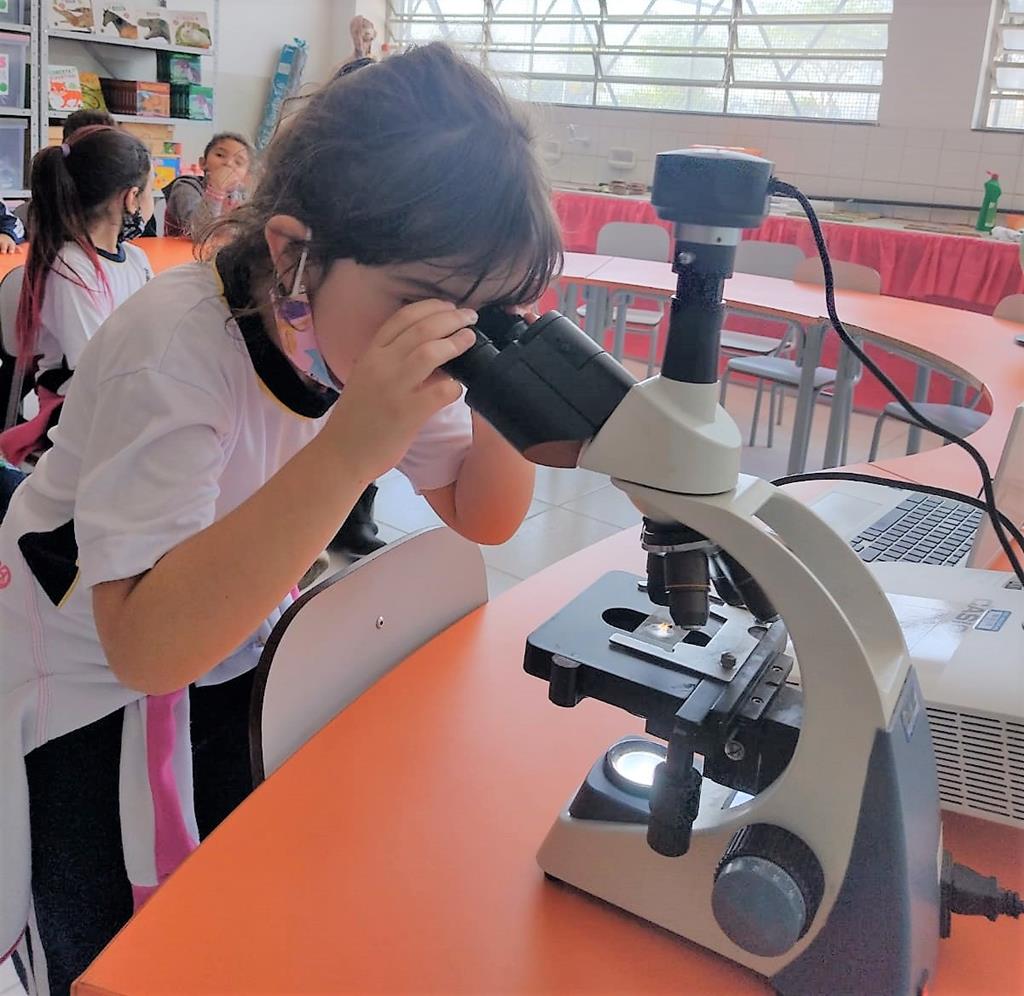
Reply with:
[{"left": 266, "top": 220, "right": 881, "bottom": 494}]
[
  {"left": 646, "top": 552, "right": 669, "bottom": 607},
  {"left": 663, "top": 548, "right": 710, "bottom": 629},
  {"left": 719, "top": 551, "right": 778, "bottom": 624}
]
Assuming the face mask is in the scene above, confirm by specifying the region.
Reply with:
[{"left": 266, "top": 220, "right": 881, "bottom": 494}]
[
  {"left": 119, "top": 206, "right": 145, "bottom": 243},
  {"left": 270, "top": 240, "right": 341, "bottom": 393}
]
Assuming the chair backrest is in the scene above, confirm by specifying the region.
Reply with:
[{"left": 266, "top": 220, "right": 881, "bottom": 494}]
[
  {"left": 12, "top": 200, "right": 29, "bottom": 228},
  {"left": 596, "top": 222, "right": 671, "bottom": 262},
  {"left": 0, "top": 265, "right": 23, "bottom": 357},
  {"left": 792, "top": 256, "right": 882, "bottom": 294},
  {"left": 734, "top": 240, "right": 806, "bottom": 279},
  {"left": 152, "top": 193, "right": 166, "bottom": 237},
  {"left": 249, "top": 526, "right": 488, "bottom": 782},
  {"left": 1, "top": 266, "right": 25, "bottom": 431},
  {"left": 994, "top": 293, "right": 1024, "bottom": 323}
]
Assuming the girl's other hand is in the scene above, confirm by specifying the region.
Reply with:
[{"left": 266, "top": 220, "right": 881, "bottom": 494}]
[
  {"left": 207, "top": 164, "right": 246, "bottom": 194},
  {"left": 0, "top": 234, "right": 21, "bottom": 254},
  {"left": 325, "top": 299, "right": 477, "bottom": 483}
]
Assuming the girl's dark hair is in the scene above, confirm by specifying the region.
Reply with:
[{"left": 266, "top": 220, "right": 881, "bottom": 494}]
[
  {"left": 209, "top": 43, "right": 562, "bottom": 309},
  {"left": 203, "top": 131, "right": 254, "bottom": 161},
  {"left": 16, "top": 126, "right": 151, "bottom": 363},
  {"left": 62, "top": 108, "right": 116, "bottom": 140}
]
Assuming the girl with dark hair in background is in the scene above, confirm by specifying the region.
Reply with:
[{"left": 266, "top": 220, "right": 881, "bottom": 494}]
[
  {"left": 0, "top": 43, "right": 561, "bottom": 993},
  {"left": 0, "top": 125, "right": 153, "bottom": 465}
]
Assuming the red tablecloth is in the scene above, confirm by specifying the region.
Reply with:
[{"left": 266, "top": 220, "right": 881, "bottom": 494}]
[
  {"left": 552, "top": 190, "right": 1024, "bottom": 315},
  {"left": 747, "top": 215, "right": 1024, "bottom": 316},
  {"left": 551, "top": 190, "right": 1015, "bottom": 416}
]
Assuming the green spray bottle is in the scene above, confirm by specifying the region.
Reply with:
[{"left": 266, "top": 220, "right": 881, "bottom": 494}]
[{"left": 976, "top": 171, "right": 1002, "bottom": 232}]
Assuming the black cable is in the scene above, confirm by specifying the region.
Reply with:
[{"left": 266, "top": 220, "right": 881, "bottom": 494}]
[
  {"left": 772, "top": 470, "right": 1024, "bottom": 556},
  {"left": 770, "top": 179, "right": 1024, "bottom": 586}
]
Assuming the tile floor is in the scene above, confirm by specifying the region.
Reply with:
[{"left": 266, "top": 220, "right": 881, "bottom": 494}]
[{"left": 333, "top": 374, "right": 938, "bottom": 599}]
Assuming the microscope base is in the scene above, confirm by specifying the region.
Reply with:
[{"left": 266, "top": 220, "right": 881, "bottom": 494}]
[{"left": 536, "top": 673, "right": 940, "bottom": 995}]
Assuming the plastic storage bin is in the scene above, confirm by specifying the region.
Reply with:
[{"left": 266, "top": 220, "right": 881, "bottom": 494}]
[
  {"left": 0, "top": 118, "right": 26, "bottom": 190},
  {"left": 0, "top": 0, "right": 26, "bottom": 27},
  {"left": 0, "top": 32, "right": 28, "bottom": 107}
]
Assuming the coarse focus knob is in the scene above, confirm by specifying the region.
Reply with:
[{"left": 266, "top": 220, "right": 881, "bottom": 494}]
[{"left": 711, "top": 824, "right": 824, "bottom": 957}]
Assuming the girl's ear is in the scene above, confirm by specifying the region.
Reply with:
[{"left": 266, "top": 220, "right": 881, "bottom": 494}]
[
  {"left": 265, "top": 215, "right": 312, "bottom": 282},
  {"left": 123, "top": 186, "right": 141, "bottom": 213}
]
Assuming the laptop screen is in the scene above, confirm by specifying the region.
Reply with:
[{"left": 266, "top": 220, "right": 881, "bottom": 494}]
[{"left": 968, "top": 403, "right": 1024, "bottom": 569}]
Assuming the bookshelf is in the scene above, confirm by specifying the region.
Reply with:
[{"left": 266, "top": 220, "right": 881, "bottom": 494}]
[{"left": 40, "top": 1, "right": 219, "bottom": 166}]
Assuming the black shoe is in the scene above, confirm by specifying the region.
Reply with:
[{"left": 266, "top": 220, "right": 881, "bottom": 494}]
[{"left": 332, "top": 482, "right": 387, "bottom": 558}]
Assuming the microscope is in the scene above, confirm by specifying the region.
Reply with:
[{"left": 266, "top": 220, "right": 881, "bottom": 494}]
[{"left": 446, "top": 149, "right": 941, "bottom": 995}]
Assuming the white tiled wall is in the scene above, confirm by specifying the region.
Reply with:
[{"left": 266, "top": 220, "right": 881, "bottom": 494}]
[
  {"left": 528, "top": 0, "right": 1024, "bottom": 217},
  {"left": 535, "top": 106, "right": 1024, "bottom": 214}
]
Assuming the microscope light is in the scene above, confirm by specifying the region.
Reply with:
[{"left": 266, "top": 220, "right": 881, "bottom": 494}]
[{"left": 604, "top": 738, "right": 667, "bottom": 795}]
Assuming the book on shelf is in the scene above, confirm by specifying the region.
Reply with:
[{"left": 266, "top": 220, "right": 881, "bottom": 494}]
[
  {"left": 157, "top": 51, "right": 202, "bottom": 84},
  {"left": 95, "top": 3, "right": 139, "bottom": 40},
  {"left": 79, "top": 71, "right": 107, "bottom": 111},
  {"left": 137, "top": 8, "right": 172, "bottom": 45},
  {"left": 169, "top": 10, "right": 212, "bottom": 50},
  {"left": 171, "top": 83, "right": 212, "bottom": 120},
  {"left": 49, "top": 0, "right": 94, "bottom": 31},
  {"left": 49, "top": 65, "right": 83, "bottom": 112}
]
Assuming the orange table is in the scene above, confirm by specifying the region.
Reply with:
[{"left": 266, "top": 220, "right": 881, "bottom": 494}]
[
  {"left": 74, "top": 527, "right": 1023, "bottom": 996},
  {"left": 73, "top": 271, "right": 1024, "bottom": 996},
  {"left": 136, "top": 237, "right": 196, "bottom": 272},
  {"left": 0, "top": 237, "right": 195, "bottom": 283}
]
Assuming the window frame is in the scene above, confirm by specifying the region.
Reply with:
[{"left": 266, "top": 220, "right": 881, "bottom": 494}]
[{"left": 386, "top": 0, "right": 893, "bottom": 123}]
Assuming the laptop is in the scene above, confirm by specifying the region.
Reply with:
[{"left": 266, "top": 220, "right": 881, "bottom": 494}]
[{"left": 806, "top": 403, "right": 1024, "bottom": 573}]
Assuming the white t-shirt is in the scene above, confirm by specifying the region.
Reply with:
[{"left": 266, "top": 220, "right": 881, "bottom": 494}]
[
  {"left": 35, "top": 240, "right": 152, "bottom": 392},
  {"left": 0, "top": 260, "right": 474, "bottom": 951}
]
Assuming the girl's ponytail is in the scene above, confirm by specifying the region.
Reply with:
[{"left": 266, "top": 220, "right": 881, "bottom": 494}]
[
  {"left": 15, "top": 124, "right": 150, "bottom": 366},
  {"left": 16, "top": 142, "right": 93, "bottom": 363}
]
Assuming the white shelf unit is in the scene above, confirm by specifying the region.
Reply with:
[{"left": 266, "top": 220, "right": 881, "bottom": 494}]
[
  {"left": 0, "top": 6, "right": 39, "bottom": 199},
  {"left": 49, "top": 107, "right": 213, "bottom": 125},
  {"left": 49, "top": 28, "right": 215, "bottom": 57},
  {"left": 40, "top": 1, "right": 219, "bottom": 164}
]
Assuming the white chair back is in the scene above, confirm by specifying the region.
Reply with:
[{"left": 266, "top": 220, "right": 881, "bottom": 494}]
[
  {"left": 152, "top": 194, "right": 166, "bottom": 237},
  {"left": 734, "top": 241, "right": 806, "bottom": 279},
  {"left": 0, "top": 265, "right": 22, "bottom": 357},
  {"left": 792, "top": 256, "right": 881, "bottom": 295},
  {"left": 2, "top": 266, "right": 26, "bottom": 431},
  {"left": 994, "top": 293, "right": 1024, "bottom": 323},
  {"left": 250, "top": 526, "right": 488, "bottom": 781},
  {"left": 596, "top": 222, "right": 670, "bottom": 262}
]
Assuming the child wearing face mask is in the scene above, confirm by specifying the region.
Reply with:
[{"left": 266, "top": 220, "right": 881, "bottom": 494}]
[
  {"left": 0, "top": 126, "right": 154, "bottom": 465},
  {"left": 0, "top": 43, "right": 559, "bottom": 994}
]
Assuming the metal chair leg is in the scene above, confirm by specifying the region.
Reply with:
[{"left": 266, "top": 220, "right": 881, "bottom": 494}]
[
  {"left": 868, "top": 412, "right": 888, "bottom": 461},
  {"left": 646, "top": 325, "right": 660, "bottom": 378},
  {"left": 776, "top": 387, "right": 785, "bottom": 425},
  {"left": 750, "top": 379, "right": 765, "bottom": 447},
  {"left": 767, "top": 385, "right": 777, "bottom": 449},
  {"left": 720, "top": 368, "right": 732, "bottom": 405}
]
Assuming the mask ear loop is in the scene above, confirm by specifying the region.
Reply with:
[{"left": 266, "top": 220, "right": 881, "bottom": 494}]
[{"left": 289, "top": 226, "right": 313, "bottom": 298}]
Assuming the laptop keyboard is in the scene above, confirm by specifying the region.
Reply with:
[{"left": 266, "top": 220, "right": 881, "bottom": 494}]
[{"left": 851, "top": 494, "right": 983, "bottom": 565}]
